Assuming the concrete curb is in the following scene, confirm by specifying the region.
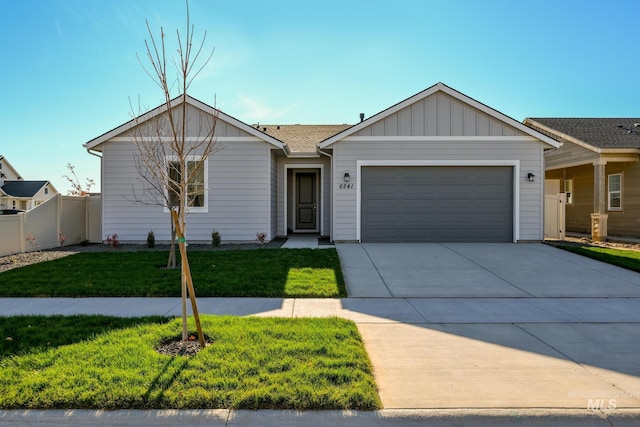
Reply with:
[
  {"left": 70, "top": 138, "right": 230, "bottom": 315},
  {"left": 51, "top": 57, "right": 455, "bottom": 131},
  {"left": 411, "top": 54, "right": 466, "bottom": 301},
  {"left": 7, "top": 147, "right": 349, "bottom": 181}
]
[{"left": 2, "top": 409, "right": 640, "bottom": 426}]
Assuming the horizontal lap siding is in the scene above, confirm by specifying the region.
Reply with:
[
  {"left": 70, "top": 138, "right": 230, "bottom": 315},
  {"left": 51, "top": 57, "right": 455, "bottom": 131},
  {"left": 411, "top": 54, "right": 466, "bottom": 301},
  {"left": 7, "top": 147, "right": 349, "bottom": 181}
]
[
  {"left": 102, "top": 140, "right": 270, "bottom": 242},
  {"left": 545, "top": 142, "right": 597, "bottom": 170},
  {"left": 603, "top": 163, "right": 640, "bottom": 238},
  {"left": 333, "top": 140, "right": 543, "bottom": 242}
]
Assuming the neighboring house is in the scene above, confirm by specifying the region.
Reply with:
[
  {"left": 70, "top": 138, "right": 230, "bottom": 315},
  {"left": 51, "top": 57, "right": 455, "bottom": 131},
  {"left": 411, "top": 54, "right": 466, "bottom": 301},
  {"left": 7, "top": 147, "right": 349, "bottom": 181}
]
[
  {"left": 84, "top": 82, "right": 559, "bottom": 243},
  {"left": 525, "top": 118, "right": 640, "bottom": 241},
  {"left": 0, "top": 155, "right": 58, "bottom": 211}
]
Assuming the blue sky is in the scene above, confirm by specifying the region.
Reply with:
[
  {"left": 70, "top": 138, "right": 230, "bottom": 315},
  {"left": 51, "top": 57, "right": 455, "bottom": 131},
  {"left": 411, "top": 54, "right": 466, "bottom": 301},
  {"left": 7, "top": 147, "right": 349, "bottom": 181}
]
[{"left": 1, "top": 0, "right": 639, "bottom": 194}]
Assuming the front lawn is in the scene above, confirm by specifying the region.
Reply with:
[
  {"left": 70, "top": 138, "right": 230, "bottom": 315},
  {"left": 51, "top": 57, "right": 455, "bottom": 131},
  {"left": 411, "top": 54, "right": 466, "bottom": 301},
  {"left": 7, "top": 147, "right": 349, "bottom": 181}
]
[
  {"left": 0, "top": 249, "right": 346, "bottom": 298},
  {"left": 0, "top": 315, "right": 380, "bottom": 410},
  {"left": 556, "top": 244, "right": 640, "bottom": 272}
]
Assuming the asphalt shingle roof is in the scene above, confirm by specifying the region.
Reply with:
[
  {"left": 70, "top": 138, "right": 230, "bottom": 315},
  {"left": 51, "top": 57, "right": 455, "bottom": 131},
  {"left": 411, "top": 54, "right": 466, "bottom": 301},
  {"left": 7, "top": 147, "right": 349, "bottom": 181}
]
[
  {"left": 257, "top": 124, "right": 352, "bottom": 153},
  {"left": 527, "top": 118, "right": 640, "bottom": 149},
  {"left": 1, "top": 181, "right": 48, "bottom": 198}
]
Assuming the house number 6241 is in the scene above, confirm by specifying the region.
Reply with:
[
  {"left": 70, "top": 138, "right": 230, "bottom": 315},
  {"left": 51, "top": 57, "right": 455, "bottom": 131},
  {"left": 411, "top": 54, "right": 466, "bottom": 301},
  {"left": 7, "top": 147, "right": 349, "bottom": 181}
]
[{"left": 339, "top": 183, "right": 354, "bottom": 189}]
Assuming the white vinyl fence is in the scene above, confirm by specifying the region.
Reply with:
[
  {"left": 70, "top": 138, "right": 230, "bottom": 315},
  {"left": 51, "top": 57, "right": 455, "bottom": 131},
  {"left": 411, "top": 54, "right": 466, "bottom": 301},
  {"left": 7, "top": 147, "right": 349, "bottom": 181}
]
[
  {"left": 0, "top": 195, "right": 101, "bottom": 256},
  {"left": 544, "top": 193, "right": 566, "bottom": 240}
]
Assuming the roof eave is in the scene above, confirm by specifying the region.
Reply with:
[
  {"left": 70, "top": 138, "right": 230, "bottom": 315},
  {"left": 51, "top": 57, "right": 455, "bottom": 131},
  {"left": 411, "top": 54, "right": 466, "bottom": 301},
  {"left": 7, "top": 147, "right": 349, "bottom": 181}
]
[
  {"left": 320, "top": 83, "right": 561, "bottom": 149},
  {"left": 524, "top": 118, "right": 600, "bottom": 153},
  {"left": 84, "top": 95, "right": 288, "bottom": 152}
]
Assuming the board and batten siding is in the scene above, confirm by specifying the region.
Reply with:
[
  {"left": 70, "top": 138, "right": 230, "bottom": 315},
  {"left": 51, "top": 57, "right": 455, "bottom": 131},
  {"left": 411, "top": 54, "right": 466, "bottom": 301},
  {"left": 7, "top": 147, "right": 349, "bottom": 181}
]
[
  {"left": 102, "top": 138, "right": 271, "bottom": 243},
  {"left": 332, "top": 139, "right": 544, "bottom": 242},
  {"left": 122, "top": 103, "right": 253, "bottom": 139},
  {"left": 356, "top": 92, "right": 525, "bottom": 138}
]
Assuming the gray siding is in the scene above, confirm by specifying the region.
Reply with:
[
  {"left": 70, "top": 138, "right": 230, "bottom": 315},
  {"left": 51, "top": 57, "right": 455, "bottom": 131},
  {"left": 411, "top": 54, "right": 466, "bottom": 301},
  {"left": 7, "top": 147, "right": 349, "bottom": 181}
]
[
  {"left": 333, "top": 139, "right": 543, "bottom": 242},
  {"left": 545, "top": 141, "right": 598, "bottom": 170},
  {"left": 123, "top": 104, "right": 253, "bottom": 139},
  {"left": 276, "top": 157, "right": 331, "bottom": 237},
  {"left": 355, "top": 92, "right": 524, "bottom": 138},
  {"left": 270, "top": 151, "right": 277, "bottom": 240},
  {"left": 102, "top": 139, "right": 271, "bottom": 243}
]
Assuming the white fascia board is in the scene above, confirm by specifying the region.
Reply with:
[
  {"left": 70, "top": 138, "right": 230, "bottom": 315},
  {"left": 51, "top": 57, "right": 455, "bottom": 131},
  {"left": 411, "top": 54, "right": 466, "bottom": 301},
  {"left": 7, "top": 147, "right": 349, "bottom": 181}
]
[
  {"left": 319, "top": 83, "right": 443, "bottom": 149},
  {"left": 321, "top": 83, "right": 560, "bottom": 149},
  {"left": 434, "top": 86, "right": 561, "bottom": 149},
  {"left": 341, "top": 136, "right": 539, "bottom": 143},
  {"left": 524, "top": 119, "right": 596, "bottom": 152},
  {"left": 186, "top": 97, "right": 285, "bottom": 149},
  {"left": 84, "top": 95, "right": 287, "bottom": 152}
]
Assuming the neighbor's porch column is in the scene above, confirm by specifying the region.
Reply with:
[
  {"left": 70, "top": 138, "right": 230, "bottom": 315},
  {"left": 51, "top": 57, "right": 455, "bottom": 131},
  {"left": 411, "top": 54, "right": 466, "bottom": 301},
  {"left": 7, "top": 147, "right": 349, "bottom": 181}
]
[{"left": 591, "top": 160, "right": 608, "bottom": 241}]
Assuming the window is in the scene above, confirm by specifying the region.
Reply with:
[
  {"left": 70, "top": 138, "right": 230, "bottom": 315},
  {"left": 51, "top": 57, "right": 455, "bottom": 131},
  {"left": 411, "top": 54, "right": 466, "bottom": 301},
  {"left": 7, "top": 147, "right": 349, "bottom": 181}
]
[
  {"left": 44, "top": 188, "right": 49, "bottom": 195},
  {"left": 608, "top": 174, "right": 622, "bottom": 211},
  {"left": 564, "top": 179, "right": 573, "bottom": 205},
  {"left": 167, "top": 157, "right": 207, "bottom": 211}
]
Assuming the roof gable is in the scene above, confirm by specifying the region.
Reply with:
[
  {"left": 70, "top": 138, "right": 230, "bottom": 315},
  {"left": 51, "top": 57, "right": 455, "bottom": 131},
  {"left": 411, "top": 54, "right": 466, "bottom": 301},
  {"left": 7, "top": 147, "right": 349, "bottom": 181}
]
[
  {"left": 84, "top": 95, "right": 286, "bottom": 151},
  {"left": 525, "top": 118, "right": 640, "bottom": 150},
  {"left": 1, "top": 181, "right": 49, "bottom": 198},
  {"left": 320, "top": 82, "right": 560, "bottom": 148},
  {"left": 0, "top": 155, "right": 23, "bottom": 181}
]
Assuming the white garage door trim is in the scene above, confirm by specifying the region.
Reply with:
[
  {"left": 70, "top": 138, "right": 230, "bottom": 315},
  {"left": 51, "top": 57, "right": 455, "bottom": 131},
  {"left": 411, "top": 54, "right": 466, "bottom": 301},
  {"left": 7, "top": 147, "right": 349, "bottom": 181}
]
[{"left": 356, "top": 160, "right": 521, "bottom": 242}]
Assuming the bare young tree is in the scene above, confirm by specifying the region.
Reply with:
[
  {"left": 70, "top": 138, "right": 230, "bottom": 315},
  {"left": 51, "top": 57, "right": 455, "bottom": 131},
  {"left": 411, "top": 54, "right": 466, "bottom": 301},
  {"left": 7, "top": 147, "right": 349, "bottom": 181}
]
[
  {"left": 63, "top": 163, "right": 95, "bottom": 196},
  {"left": 130, "top": 0, "right": 217, "bottom": 348}
]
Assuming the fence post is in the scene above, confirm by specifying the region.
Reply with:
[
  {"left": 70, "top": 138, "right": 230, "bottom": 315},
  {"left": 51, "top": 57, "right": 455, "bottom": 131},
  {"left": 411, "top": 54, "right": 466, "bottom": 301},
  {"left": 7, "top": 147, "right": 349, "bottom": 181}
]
[
  {"left": 19, "top": 212, "right": 25, "bottom": 253},
  {"left": 57, "top": 194, "right": 62, "bottom": 247},
  {"left": 85, "top": 196, "right": 89, "bottom": 243}
]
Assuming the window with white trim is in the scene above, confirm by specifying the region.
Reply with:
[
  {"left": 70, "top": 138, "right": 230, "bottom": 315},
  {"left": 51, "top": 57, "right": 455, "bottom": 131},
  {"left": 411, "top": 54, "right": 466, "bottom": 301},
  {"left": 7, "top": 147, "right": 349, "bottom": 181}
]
[
  {"left": 608, "top": 173, "right": 622, "bottom": 211},
  {"left": 564, "top": 179, "right": 573, "bottom": 205},
  {"left": 167, "top": 157, "right": 208, "bottom": 212}
]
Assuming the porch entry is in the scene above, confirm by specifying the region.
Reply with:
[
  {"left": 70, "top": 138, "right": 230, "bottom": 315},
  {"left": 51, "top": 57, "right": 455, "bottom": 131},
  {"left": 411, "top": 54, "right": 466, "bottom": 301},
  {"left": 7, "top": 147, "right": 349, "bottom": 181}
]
[{"left": 294, "top": 171, "right": 318, "bottom": 232}]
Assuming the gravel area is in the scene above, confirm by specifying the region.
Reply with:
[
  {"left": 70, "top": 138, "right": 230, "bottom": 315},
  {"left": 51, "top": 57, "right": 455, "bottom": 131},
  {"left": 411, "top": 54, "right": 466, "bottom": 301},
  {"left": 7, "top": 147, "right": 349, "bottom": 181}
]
[{"left": 0, "top": 238, "right": 286, "bottom": 274}]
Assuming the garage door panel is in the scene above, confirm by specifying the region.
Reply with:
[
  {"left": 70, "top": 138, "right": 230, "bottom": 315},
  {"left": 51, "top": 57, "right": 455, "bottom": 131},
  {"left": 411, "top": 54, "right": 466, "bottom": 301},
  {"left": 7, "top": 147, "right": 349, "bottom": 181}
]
[{"left": 361, "top": 166, "right": 513, "bottom": 243}]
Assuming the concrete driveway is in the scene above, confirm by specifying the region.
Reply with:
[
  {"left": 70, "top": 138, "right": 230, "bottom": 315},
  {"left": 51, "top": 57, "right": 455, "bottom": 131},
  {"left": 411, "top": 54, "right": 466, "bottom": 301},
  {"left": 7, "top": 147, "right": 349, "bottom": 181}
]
[
  {"left": 338, "top": 243, "right": 640, "bottom": 298},
  {"left": 336, "top": 243, "right": 640, "bottom": 414}
]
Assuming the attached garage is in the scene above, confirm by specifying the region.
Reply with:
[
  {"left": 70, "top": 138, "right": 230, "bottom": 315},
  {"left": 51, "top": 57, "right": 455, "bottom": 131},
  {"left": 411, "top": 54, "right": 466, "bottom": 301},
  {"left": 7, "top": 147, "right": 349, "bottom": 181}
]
[
  {"left": 319, "top": 83, "right": 561, "bottom": 243},
  {"left": 360, "top": 166, "right": 514, "bottom": 243}
]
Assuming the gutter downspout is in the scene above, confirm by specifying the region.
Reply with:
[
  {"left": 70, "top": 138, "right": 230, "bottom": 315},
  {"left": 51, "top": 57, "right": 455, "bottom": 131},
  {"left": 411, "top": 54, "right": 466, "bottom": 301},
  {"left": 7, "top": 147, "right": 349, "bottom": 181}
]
[
  {"left": 85, "top": 147, "right": 103, "bottom": 242},
  {"left": 318, "top": 148, "right": 333, "bottom": 242}
]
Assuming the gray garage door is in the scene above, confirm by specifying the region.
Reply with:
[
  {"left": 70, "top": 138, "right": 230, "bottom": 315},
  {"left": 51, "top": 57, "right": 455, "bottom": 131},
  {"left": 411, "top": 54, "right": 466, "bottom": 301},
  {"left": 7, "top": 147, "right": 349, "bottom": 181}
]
[{"left": 361, "top": 166, "right": 513, "bottom": 242}]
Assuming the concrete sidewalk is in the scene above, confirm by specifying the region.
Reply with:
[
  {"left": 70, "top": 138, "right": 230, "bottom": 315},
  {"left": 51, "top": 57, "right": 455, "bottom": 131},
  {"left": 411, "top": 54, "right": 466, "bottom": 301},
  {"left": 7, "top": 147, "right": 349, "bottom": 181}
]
[
  {"left": 3, "top": 240, "right": 640, "bottom": 425},
  {"left": 2, "top": 296, "right": 640, "bottom": 424}
]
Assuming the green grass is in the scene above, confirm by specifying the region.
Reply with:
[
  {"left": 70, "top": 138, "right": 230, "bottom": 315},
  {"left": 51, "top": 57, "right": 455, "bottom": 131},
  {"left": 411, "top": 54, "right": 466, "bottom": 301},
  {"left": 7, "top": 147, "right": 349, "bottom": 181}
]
[
  {"left": 0, "top": 249, "right": 346, "bottom": 298},
  {"left": 0, "top": 315, "right": 381, "bottom": 410},
  {"left": 556, "top": 244, "right": 640, "bottom": 272}
]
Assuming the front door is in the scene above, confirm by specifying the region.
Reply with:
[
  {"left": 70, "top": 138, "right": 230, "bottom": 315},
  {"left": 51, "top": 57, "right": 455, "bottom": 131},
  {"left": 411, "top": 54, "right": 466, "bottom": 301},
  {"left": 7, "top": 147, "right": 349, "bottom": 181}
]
[{"left": 295, "top": 172, "right": 317, "bottom": 231}]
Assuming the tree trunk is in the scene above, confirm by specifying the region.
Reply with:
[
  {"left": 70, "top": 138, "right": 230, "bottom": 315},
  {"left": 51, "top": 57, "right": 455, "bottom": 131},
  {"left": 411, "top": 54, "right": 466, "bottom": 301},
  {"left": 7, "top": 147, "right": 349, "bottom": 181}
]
[{"left": 172, "top": 210, "right": 205, "bottom": 348}]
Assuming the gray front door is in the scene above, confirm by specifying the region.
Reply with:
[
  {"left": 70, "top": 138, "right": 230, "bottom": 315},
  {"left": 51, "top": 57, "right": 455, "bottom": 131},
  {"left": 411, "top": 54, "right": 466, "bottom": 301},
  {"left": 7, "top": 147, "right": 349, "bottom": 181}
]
[
  {"left": 361, "top": 166, "right": 513, "bottom": 242},
  {"left": 296, "top": 172, "right": 317, "bottom": 230}
]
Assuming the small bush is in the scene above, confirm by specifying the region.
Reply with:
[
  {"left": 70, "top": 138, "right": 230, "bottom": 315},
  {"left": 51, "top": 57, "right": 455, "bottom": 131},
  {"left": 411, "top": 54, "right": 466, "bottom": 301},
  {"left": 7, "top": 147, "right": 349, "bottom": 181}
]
[
  {"left": 256, "top": 232, "right": 267, "bottom": 244},
  {"left": 146, "top": 231, "right": 155, "bottom": 248},
  {"left": 211, "top": 229, "right": 221, "bottom": 247},
  {"left": 105, "top": 234, "right": 119, "bottom": 248}
]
